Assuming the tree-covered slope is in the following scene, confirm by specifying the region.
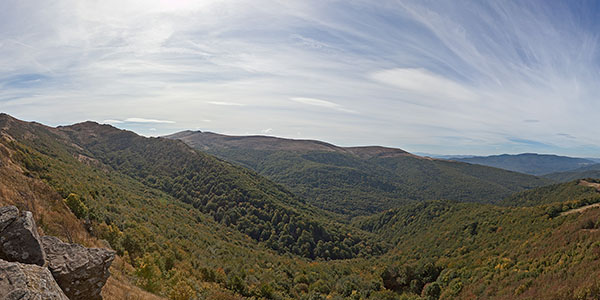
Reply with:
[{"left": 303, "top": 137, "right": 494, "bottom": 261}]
[
  {"left": 355, "top": 186, "right": 600, "bottom": 299},
  {"left": 502, "top": 179, "right": 600, "bottom": 207},
  {"left": 0, "top": 113, "right": 389, "bottom": 299},
  {"left": 454, "top": 153, "right": 595, "bottom": 176},
  {"left": 543, "top": 163, "right": 600, "bottom": 182},
  {"left": 167, "top": 131, "right": 552, "bottom": 216},
  {"left": 59, "top": 122, "right": 382, "bottom": 260}
]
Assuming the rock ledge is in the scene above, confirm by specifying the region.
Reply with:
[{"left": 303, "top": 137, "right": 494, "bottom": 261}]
[{"left": 0, "top": 206, "right": 114, "bottom": 300}]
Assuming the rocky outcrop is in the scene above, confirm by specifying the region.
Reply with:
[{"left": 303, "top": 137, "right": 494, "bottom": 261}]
[
  {"left": 0, "top": 258, "right": 69, "bottom": 300},
  {"left": 0, "top": 210, "right": 46, "bottom": 266},
  {"left": 0, "top": 206, "right": 115, "bottom": 300},
  {"left": 42, "top": 236, "right": 115, "bottom": 300},
  {"left": 0, "top": 206, "right": 19, "bottom": 232}
]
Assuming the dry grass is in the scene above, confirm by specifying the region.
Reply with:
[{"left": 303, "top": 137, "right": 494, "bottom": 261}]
[
  {"left": 0, "top": 142, "right": 163, "bottom": 300},
  {"left": 102, "top": 245, "right": 167, "bottom": 299},
  {"left": 103, "top": 278, "right": 165, "bottom": 300},
  {"left": 580, "top": 179, "right": 600, "bottom": 191},
  {"left": 103, "top": 264, "right": 166, "bottom": 300}
]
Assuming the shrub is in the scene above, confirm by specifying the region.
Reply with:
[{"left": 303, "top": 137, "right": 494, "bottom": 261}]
[{"left": 64, "top": 193, "right": 88, "bottom": 219}]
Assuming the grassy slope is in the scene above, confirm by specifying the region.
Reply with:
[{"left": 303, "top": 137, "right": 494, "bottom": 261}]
[{"left": 167, "top": 132, "right": 551, "bottom": 216}]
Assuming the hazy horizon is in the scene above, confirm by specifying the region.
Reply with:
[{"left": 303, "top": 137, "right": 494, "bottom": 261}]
[
  {"left": 2, "top": 112, "right": 598, "bottom": 159},
  {"left": 2, "top": 0, "right": 600, "bottom": 157}
]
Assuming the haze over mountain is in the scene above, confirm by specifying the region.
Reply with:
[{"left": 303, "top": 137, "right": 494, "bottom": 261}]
[
  {"left": 543, "top": 164, "right": 600, "bottom": 183},
  {"left": 452, "top": 153, "right": 596, "bottom": 176},
  {"left": 167, "top": 130, "right": 551, "bottom": 216}
]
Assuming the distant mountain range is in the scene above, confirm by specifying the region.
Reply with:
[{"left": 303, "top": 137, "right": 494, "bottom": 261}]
[
  {"left": 543, "top": 163, "right": 600, "bottom": 182},
  {"left": 167, "top": 131, "right": 551, "bottom": 216},
  {"left": 450, "top": 153, "right": 596, "bottom": 176}
]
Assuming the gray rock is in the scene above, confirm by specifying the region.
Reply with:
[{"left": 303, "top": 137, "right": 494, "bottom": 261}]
[
  {"left": 0, "top": 206, "right": 19, "bottom": 233},
  {"left": 42, "top": 236, "right": 115, "bottom": 300},
  {"left": 0, "top": 211, "right": 46, "bottom": 266},
  {"left": 0, "top": 258, "right": 69, "bottom": 300}
]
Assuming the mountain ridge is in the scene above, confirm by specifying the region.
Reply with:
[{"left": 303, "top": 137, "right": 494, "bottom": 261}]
[
  {"left": 543, "top": 163, "right": 600, "bottom": 182},
  {"left": 167, "top": 130, "right": 552, "bottom": 215},
  {"left": 452, "top": 153, "right": 595, "bottom": 175},
  {"left": 166, "top": 130, "right": 419, "bottom": 160}
]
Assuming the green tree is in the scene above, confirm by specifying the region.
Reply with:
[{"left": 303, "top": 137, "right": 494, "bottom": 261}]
[
  {"left": 135, "top": 253, "right": 163, "bottom": 293},
  {"left": 64, "top": 193, "right": 88, "bottom": 219}
]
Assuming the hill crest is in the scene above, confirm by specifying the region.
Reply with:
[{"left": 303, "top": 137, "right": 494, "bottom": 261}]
[
  {"left": 165, "top": 130, "right": 418, "bottom": 159},
  {"left": 453, "top": 153, "right": 595, "bottom": 175}
]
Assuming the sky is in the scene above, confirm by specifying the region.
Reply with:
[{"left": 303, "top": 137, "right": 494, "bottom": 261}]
[{"left": 1, "top": 0, "right": 599, "bottom": 157}]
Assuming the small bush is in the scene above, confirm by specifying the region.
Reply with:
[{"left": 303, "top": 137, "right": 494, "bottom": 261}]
[{"left": 64, "top": 193, "right": 88, "bottom": 219}]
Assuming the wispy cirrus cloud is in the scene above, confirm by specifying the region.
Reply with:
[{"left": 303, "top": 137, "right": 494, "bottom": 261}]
[
  {"left": 291, "top": 97, "right": 357, "bottom": 113},
  {"left": 0, "top": 0, "right": 599, "bottom": 156},
  {"left": 207, "top": 101, "right": 245, "bottom": 106},
  {"left": 104, "top": 118, "right": 175, "bottom": 124},
  {"left": 370, "top": 68, "right": 477, "bottom": 101}
]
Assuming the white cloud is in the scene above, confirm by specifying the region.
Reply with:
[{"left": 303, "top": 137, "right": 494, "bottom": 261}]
[
  {"left": 103, "top": 119, "right": 124, "bottom": 124},
  {"left": 207, "top": 101, "right": 245, "bottom": 106},
  {"left": 1, "top": 0, "right": 599, "bottom": 156},
  {"left": 291, "top": 97, "right": 357, "bottom": 113},
  {"left": 124, "top": 118, "right": 175, "bottom": 124},
  {"left": 291, "top": 97, "right": 339, "bottom": 108},
  {"left": 103, "top": 118, "right": 175, "bottom": 124},
  {"left": 370, "top": 68, "right": 477, "bottom": 101}
]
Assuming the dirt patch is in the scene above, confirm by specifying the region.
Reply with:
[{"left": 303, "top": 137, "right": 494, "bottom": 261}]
[
  {"left": 561, "top": 203, "right": 600, "bottom": 216},
  {"left": 580, "top": 180, "right": 600, "bottom": 191},
  {"left": 559, "top": 180, "right": 600, "bottom": 216}
]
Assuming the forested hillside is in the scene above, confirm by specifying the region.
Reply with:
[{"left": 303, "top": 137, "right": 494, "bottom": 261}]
[
  {"left": 355, "top": 180, "right": 600, "bottom": 299},
  {"left": 543, "top": 164, "right": 600, "bottom": 182},
  {"left": 503, "top": 179, "right": 600, "bottom": 207},
  {"left": 167, "top": 131, "right": 551, "bottom": 216},
  {"left": 0, "top": 114, "right": 385, "bottom": 299}
]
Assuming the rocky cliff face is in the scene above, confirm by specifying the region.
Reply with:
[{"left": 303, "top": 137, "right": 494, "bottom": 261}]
[
  {"left": 0, "top": 205, "right": 115, "bottom": 299},
  {"left": 42, "top": 236, "right": 115, "bottom": 300},
  {"left": 0, "top": 209, "right": 46, "bottom": 266},
  {"left": 0, "top": 259, "right": 69, "bottom": 300}
]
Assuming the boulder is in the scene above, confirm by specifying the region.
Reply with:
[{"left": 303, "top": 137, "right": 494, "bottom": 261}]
[
  {"left": 42, "top": 236, "right": 115, "bottom": 300},
  {"left": 0, "top": 205, "right": 19, "bottom": 233},
  {"left": 0, "top": 258, "right": 69, "bottom": 300},
  {"left": 0, "top": 211, "right": 46, "bottom": 266}
]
